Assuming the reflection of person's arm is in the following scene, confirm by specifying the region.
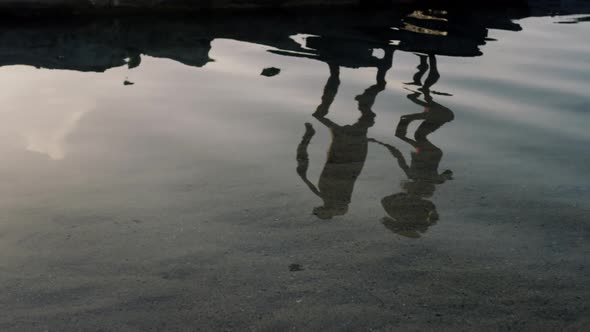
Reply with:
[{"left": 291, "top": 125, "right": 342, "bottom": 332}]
[
  {"left": 313, "top": 113, "right": 339, "bottom": 130},
  {"left": 369, "top": 139, "right": 410, "bottom": 176},
  {"left": 296, "top": 123, "right": 321, "bottom": 197}
]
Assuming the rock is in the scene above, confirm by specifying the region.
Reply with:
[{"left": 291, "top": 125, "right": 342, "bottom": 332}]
[{"left": 261, "top": 67, "right": 281, "bottom": 77}]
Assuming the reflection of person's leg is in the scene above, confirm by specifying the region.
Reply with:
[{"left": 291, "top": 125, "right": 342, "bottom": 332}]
[
  {"left": 414, "top": 120, "right": 445, "bottom": 141},
  {"left": 396, "top": 111, "right": 427, "bottom": 137},
  {"left": 297, "top": 123, "right": 316, "bottom": 175},
  {"left": 377, "top": 48, "right": 394, "bottom": 87},
  {"left": 422, "top": 55, "right": 440, "bottom": 93},
  {"left": 314, "top": 63, "right": 340, "bottom": 118},
  {"left": 406, "top": 54, "right": 428, "bottom": 86},
  {"left": 355, "top": 86, "right": 378, "bottom": 122},
  {"left": 296, "top": 123, "right": 321, "bottom": 198},
  {"left": 355, "top": 49, "right": 393, "bottom": 122},
  {"left": 356, "top": 90, "right": 378, "bottom": 121}
]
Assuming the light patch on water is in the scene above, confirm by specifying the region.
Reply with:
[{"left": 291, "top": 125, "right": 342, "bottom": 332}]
[{"left": 24, "top": 109, "right": 87, "bottom": 160}]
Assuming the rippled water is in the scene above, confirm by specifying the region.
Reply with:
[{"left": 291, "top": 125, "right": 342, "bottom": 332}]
[{"left": 0, "top": 5, "right": 589, "bottom": 331}]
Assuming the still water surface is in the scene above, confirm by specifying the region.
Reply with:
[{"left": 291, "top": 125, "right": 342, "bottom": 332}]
[{"left": 0, "top": 6, "right": 589, "bottom": 331}]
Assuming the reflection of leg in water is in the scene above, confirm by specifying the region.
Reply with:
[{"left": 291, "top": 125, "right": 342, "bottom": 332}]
[
  {"left": 377, "top": 48, "right": 394, "bottom": 86},
  {"left": 421, "top": 54, "right": 440, "bottom": 93},
  {"left": 355, "top": 48, "right": 394, "bottom": 121},
  {"left": 404, "top": 54, "right": 428, "bottom": 86},
  {"left": 397, "top": 91, "right": 455, "bottom": 141},
  {"left": 397, "top": 54, "right": 454, "bottom": 139},
  {"left": 413, "top": 106, "right": 454, "bottom": 141},
  {"left": 296, "top": 123, "right": 320, "bottom": 197},
  {"left": 396, "top": 90, "right": 427, "bottom": 137},
  {"left": 313, "top": 63, "right": 340, "bottom": 118}
]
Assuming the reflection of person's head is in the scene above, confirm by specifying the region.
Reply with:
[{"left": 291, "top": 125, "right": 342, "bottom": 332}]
[
  {"left": 313, "top": 202, "right": 348, "bottom": 220},
  {"left": 381, "top": 193, "right": 438, "bottom": 238}
]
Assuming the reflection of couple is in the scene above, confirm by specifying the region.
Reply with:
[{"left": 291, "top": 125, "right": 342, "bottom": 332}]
[{"left": 297, "top": 53, "right": 454, "bottom": 238}]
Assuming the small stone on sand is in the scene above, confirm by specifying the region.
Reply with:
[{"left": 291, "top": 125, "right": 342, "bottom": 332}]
[{"left": 261, "top": 67, "right": 280, "bottom": 77}]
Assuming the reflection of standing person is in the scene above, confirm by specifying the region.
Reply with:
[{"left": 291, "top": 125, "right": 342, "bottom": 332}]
[
  {"left": 296, "top": 50, "right": 393, "bottom": 219},
  {"left": 370, "top": 53, "right": 453, "bottom": 238}
]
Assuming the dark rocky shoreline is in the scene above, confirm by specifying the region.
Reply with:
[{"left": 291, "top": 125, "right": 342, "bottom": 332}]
[
  {"left": 0, "top": 0, "right": 538, "bottom": 14},
  {"left": 0, "top": 0, "right": 376, "bottom": 12}
]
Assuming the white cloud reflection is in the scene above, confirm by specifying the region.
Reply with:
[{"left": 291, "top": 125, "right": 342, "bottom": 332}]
[{"left": 0, "top": 67, "right": 96, "bottom": 160}]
